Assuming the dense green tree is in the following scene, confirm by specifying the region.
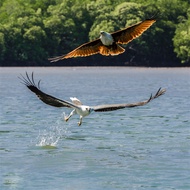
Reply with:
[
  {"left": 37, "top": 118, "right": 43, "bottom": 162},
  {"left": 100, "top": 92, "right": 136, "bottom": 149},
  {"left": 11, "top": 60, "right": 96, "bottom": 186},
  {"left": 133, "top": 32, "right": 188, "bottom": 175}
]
[
  {"left": 173, "top": 10, "right": 190, "bottom": 63},
  {"left": 88, "top": 2, "right": 144, "bottom": 40},
  {"left": 44, "top": 0, "right": 92, "bottom": 57},
  {"left": 0, "top": 0, "right": 189, "bottom": 66},
  {"left": 152, "top": 0, "right": 189, "bottom": 65},
  {"left": 0, "top": 0, "right": 48, "bottom": 64}
]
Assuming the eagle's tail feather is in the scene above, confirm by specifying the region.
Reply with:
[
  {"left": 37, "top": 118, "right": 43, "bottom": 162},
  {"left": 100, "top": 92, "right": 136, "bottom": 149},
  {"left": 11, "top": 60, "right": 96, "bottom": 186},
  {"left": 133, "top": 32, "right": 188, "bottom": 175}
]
[{"left": 99, "top": 44, "right": 125, "bottom": 56}]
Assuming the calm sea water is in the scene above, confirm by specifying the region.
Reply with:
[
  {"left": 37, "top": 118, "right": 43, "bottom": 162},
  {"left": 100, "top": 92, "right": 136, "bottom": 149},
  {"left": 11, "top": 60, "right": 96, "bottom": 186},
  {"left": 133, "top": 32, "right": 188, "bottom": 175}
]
[{"left": 0, "top": 67, "right": 190, "bottom": 190}]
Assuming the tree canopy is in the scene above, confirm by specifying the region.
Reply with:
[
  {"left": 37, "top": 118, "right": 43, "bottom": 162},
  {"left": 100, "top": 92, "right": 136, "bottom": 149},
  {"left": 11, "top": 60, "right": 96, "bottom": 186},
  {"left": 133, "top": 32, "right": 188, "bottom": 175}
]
[{"left": 0, "top": 0, "right": 189, "bottom": 66}]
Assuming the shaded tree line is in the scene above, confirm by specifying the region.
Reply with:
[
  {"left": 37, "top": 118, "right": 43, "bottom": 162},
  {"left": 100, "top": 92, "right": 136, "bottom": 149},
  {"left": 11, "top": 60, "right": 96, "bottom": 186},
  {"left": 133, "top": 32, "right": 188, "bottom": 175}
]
[{"left": 0, "top": 0, "right": 189, "bottom": 67}]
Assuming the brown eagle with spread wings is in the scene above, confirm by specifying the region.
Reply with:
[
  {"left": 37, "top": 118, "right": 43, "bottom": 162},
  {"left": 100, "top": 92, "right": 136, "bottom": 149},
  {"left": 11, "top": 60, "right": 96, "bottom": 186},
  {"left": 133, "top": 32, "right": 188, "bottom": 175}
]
[
  {"left": 49, "top": 14, "right": 157, "bottom": 62},
  {"left": 19, "top": 72, "right": 166, "bottom": 126}
]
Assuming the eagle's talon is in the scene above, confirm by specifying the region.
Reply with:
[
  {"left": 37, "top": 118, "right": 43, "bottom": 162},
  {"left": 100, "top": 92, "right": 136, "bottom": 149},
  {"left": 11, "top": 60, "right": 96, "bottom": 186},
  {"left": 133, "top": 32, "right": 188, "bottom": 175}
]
[{"left": 64, "top": 117, "right": 69, "bottom": 122}]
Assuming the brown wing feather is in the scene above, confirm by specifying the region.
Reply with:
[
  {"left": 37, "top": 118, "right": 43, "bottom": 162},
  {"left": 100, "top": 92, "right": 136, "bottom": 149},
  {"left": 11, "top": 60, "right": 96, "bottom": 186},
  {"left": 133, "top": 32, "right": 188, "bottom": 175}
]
[
  {"left": 49, "top": 39, "right": 102, "bottom": 62},
  {"left": 93, "top": 88, "right": 166, "bottom": 112},
  {"left": 112, "top": 18, "right": 156, "bottom": 44}
]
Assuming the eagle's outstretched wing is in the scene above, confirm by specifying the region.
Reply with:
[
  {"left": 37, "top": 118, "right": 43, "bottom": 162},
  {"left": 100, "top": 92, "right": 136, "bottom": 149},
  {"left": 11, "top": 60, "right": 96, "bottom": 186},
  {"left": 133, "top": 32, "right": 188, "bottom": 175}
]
[
  {"left": 112, "top": 17, "right": 156, "bottom": 44},
  {"left": 48, "top": 39, "right": 103, "bottom": 62},
  {"left": 93, "top": 88, "right": 166, "bottom": 112},
  {"left": 19, "top": 72, "right": 78, "bottom": 109}
]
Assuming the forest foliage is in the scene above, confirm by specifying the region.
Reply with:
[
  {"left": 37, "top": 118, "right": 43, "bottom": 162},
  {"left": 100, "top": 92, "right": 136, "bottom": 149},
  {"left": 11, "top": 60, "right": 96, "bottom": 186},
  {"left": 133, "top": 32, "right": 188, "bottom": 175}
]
[{"left": 0, "top": 0, "right": 190, "bottom": 66}]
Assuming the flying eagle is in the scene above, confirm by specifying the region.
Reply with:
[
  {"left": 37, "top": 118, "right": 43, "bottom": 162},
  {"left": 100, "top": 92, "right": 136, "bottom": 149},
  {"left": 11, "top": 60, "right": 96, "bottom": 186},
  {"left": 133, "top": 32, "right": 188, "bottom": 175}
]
[
  {"left": 19, "top": 73, "right": 166, "bottom": 126},
  {"left": 49, "top": 14, "right": 157, "bottom": 62}
]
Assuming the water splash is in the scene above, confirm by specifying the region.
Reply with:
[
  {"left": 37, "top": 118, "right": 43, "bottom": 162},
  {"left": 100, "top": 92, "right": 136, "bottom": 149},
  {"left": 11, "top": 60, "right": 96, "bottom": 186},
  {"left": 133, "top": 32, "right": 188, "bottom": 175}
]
[
  {"left": 36, "top": 130, "right": 60, "bottom": 147},
  {"left": 36, "top": 113, "right": 70, "bottom": 147}
]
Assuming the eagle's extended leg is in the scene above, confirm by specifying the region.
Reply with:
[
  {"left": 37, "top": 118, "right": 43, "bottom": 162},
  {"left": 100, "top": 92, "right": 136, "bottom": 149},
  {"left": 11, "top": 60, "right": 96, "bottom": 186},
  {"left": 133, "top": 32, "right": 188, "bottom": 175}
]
[
  {"left": 64, "top": 109, "right": 76, "bottom": 122},
  {"left": 78, "top": 116, "right": 83, "bottom": 126}
]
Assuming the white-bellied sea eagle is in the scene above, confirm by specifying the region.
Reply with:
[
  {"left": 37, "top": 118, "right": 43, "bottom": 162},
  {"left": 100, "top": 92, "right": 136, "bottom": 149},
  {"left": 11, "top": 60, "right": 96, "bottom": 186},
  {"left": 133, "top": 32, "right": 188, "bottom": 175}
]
[{"left": 19, "top": 72, "right": 166, "bottom": 126}]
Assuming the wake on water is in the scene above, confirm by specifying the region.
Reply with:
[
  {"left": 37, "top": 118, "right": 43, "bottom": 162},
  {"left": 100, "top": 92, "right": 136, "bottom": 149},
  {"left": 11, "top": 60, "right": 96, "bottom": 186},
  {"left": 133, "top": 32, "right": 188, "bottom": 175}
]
[{"left": 35, "top": 112, "right": 70, "bottom": 147}]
